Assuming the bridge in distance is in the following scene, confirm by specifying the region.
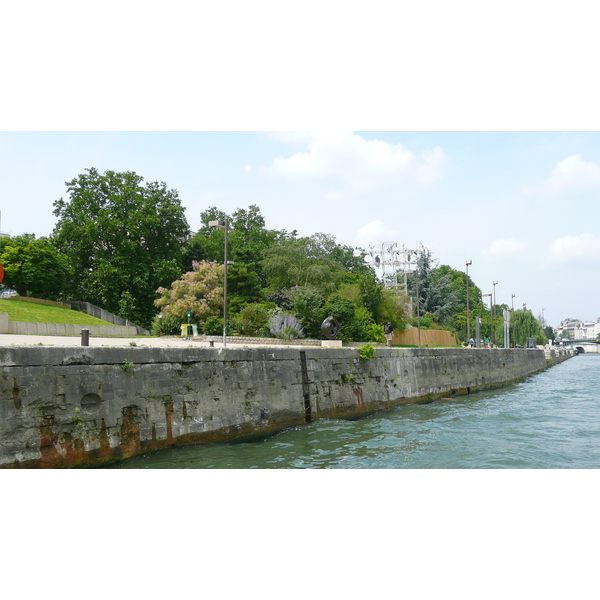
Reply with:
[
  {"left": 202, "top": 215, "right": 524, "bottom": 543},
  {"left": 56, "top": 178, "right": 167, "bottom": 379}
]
[{"left": 560, "top": 339, "right": 600, "bottom": 354}]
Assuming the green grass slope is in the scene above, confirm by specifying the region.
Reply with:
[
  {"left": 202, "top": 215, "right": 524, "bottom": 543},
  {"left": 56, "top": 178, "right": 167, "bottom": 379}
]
[{"left": 0, "top": 299, "right": 115, "bottom": 326}]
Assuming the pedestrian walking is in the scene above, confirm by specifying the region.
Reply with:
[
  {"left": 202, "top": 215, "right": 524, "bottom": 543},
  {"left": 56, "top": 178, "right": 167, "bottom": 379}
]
[{"left": 384, "top": 321, "right": 393, "bottom": 347}]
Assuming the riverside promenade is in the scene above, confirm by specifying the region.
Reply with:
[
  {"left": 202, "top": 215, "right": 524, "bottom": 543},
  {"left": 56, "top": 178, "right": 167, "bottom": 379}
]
[{"left": 0, "top": 333, "right": 309, "bottom": 349}]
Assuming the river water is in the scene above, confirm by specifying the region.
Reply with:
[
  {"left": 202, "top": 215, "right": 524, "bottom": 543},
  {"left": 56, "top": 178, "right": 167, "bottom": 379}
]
[{"left": 113, "top": 353, "right": 600, "bottom": 469}]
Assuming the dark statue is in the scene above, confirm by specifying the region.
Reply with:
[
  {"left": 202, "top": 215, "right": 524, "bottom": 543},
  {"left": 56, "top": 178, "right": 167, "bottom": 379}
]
[{"left": 321, "top": 315, "right": 341, "bottom": 340}]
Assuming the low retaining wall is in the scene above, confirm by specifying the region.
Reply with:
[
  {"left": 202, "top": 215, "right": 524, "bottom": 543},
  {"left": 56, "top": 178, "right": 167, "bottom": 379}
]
[
  {"left": 6, "top": 297, "right": 150, "bottom": 335},
  {"left": 0, "top": 316, "right": 140, "bottom": 337},
  {"left": 69, "top": 302, "right": 150, "bottom": 335},
  {"left": 0, "top": 346, "right": 574, "bottom": 468}
]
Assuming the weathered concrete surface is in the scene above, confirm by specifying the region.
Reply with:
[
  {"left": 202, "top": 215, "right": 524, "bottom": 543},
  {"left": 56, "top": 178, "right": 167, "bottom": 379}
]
[{"left": 0, "top": 346, "right": 574, "bottom": 468}]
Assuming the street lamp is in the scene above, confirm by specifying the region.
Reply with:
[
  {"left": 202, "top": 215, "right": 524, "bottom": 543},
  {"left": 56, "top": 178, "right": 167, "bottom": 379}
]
[
  {"left": 466, "top": 260, "right": 472, "bottom": 340},
  {"left": 492, "top": 280, "right": 498, "bottom": 346},
  {"left": 209, "top": 218, "right": 229, "bottom": 347}
]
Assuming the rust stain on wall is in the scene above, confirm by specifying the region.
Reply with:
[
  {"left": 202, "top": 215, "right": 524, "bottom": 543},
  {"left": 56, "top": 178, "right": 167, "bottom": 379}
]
[
  {"left": 120, "top": 406, "right": 141, "bottom": 458},
  {"left": 353, "top": 388, "right": 364, "bottom": 406}
]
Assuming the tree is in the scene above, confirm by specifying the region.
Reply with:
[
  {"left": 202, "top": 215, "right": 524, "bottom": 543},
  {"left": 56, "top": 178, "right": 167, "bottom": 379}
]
[
  {"left": 155, "top": 260, "right": 223, "bottom": 324},
  {"left": 182, "top": 204, "right": 286, "bottom": 296},
  {"left": 432, "top": 264, "right": 483, "bottom": 340},
  {"left": 511, "top": 309, "right": 548, "bottom": 346},
  {"left": 0, "top": 234, "right": 71, "bottom": 300},
  {"left": 407, "top": 246, "right": 457, "bottom": 321},
  {"left": 261, "top": 233, "right": 351, "bottom": 296},
  {"left": 52, "top": 168, "right": 189, "bottom": 326}
]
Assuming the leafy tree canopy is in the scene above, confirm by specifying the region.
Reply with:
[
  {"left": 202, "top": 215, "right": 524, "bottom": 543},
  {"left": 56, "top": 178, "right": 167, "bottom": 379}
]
[
  {"left": 52, "top": 168, "right": 189, "bottom": 326},
  {"left": 155, "top": 260, "right": 223, "bottom": 324},
  {"left": 0, "top": 234, "right": 71, "bottom": 300}
]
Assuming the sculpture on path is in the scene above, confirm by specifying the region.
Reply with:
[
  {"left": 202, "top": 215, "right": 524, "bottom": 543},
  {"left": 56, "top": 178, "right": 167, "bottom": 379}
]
[{"left": 321, "top": 315, "right": 341, "bottom": 340}]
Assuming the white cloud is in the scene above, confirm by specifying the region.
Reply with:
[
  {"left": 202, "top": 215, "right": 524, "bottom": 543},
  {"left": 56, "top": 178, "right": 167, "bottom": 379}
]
[
  {"left": 523, "top": 154, "right": 600, "bottom": 196},
  {"left": 263, "top": 131, "right": 315, "bottom": 144},
  {"left": 546, "top": 233, "right": 600, "bottom": 262},
  {"left": 243, "top": 164, "right": 252, "bottom": 173},
  {"left": 262, "top": 132, "right": 446, "bottom": 193},
  {"left": 325, "top": 190, "right": 344, "bottom": 200},
  {"left": 356, "top": 220, "right": 400, "bottom": 246},
  {"left": 482, "top": 239, "right": 526, "bottom": 260}
]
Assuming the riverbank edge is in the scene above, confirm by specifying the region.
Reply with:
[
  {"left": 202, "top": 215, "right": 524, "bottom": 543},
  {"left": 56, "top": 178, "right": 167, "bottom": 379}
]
[{"left": 0, "top": 346, "right": 574, "bottom": 468}]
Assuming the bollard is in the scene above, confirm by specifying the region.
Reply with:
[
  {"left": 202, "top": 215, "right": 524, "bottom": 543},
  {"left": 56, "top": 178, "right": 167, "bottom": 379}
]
[
  {"left": 209, "top": 340, "right": 214, "bottom": 347},
  {"left": 81, "top": 329, "right": 90, "bottom": 346}
]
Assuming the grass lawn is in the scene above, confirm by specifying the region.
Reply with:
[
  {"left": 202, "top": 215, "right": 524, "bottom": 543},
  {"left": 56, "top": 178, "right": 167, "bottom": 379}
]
[{"left": 0, "top": 299, "right": 115, "bottom": 326}]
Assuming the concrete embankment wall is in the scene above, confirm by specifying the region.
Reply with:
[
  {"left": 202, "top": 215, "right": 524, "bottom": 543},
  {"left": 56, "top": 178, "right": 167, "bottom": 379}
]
[{"left": 0, "top": 346, "right": 573, "bottom": 468}]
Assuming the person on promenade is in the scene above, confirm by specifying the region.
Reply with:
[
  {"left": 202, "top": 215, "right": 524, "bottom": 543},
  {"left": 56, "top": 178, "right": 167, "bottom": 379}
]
[
  {"left": 468, "top": 337, "right": 474, "bottom": 348},
  {"left": 384, "top": 321, "right": 393, "bottom": 347}
]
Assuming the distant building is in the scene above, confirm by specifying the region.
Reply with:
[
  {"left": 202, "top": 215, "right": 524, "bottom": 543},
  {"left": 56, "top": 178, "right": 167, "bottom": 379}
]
[{"left": 555, "top": 317, "right": 600, "bottom": 340}]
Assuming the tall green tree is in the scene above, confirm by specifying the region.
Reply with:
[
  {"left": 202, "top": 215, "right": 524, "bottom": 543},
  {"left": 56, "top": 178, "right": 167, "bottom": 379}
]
[
  {"left": 0, "top": 234, "right": 71, "bottom": 300},
  {"left": 510, "top": 309, "right": 548, "bottom": 346},
  {"left": 261, "top": 233, "right": 349, "bottom": 296},
  {"left": 52, "top": 168, "right": 189, "bottom": 327},
  {"left": 407, "top": 246, "right": 457, "bottom": 321},
  {"left": 182, "top": 205, "right": 287, "bottom": 298}
]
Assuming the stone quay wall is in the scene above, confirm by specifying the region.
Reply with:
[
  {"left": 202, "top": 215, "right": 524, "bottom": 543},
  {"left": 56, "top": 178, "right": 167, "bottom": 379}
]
[{"left": 0, "top": 346, "right": 574, "bottom": 468}]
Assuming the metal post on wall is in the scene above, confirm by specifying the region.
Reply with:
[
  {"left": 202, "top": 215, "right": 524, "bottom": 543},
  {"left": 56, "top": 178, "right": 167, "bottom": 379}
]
[
  {"left": 209, "top": 218, "right": 230, "bottom": 347},
  {"left": 466, "top": 260, "right": 472, "bottom": 340}
]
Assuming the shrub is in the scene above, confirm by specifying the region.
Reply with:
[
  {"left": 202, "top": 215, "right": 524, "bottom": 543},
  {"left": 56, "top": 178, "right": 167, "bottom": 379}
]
[
  {"left": 288, "top": 285, "right": 325, "bottom": 338},
  {"left": 366, "top": 322, "right": 385, "bottom": 343},
  {"left": 203, "top": 316, "right": 223, "bottom": 335},
  {"left": 151, "top": 313, "right": 181, "bottom": 336},
  {"left": 320, "top": 295, "right": 356, "bottom": 341},
  {"left": 233, "top": 302, "right": 274, "bottom": 336},
  {"left": 268, "top": 312, "right": 304, "bottom": 340},
  {"left": 359, "top": 344, "right": 375, "bottom": 360}
]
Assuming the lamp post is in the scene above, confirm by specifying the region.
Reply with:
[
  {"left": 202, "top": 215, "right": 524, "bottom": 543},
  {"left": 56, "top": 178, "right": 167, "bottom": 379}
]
[
  {"left": 466, "top": 260, "right": 472, "bottom": 341},
  {"left": 209, "top": 218, "right": 229, "bottom": 347},
  {"left": 492, "top": 280, "right": 498, "bottom": 346},
  {"left": 482, "top": 293, "right": 492, "bottom": 346}
]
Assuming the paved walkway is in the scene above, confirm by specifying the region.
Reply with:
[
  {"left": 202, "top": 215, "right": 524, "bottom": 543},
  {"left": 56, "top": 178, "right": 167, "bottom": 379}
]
[{"left": 0, "top": 333, "right": 318, "bottom": 349}]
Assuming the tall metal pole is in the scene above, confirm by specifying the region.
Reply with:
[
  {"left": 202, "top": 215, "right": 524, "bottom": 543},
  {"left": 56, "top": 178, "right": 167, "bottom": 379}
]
[
  {"left": 483, "top": 293, "right": 492, "bottom": 345},
  {"left": 223, "top": 218, "right": 229, "bottom": 347},
  {"left": 416, "top": 268, "right": 421, "bottom": 347},
  {"left": 209, "top": 218, "right": 230, "bottom": 347},
  {"left": 493, "top": 280, "right": 498, "bottom": 347},
  {"left": 466, "top": 260, "right": 472, "bottom": 340},
  {"left": 511, "top": 294, "right": 515, "bottom": 348}
]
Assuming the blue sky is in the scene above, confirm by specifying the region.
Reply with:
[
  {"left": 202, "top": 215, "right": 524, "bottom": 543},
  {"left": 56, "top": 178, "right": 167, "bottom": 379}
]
[{"left": 2, "top": 130, "right": 600, "bottom": 328}]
